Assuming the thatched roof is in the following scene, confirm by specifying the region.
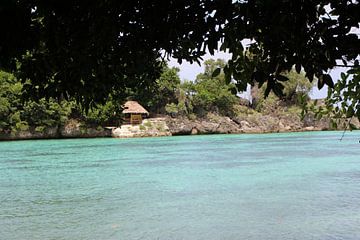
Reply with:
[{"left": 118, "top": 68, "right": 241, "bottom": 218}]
[{"left": 122, "top": 101, "right": 149, "bottom": 115}]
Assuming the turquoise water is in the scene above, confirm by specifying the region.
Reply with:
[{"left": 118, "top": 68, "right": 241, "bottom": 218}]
[{"left": 1, "top": 132, "right": 360, "bottom": 240}]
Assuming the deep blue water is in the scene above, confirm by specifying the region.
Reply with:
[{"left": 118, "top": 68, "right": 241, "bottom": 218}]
[{"left": 1, "top": 131, "right": 360, "bottom": 240}]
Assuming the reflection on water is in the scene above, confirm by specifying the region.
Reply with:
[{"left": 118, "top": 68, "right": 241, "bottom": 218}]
[{"left": 1, "top": 131, "right": 360, "bottom": 240}]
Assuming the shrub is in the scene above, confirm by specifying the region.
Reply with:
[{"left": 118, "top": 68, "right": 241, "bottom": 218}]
[{"left": 35, "top": 126, "right": 46, "bottom": 133}]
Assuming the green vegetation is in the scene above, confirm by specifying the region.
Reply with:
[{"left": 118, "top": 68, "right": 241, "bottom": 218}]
[
  {"left": 0, "top": 56, "right": 351, "bottom": 136},
  {"left": 0, "top": 71, "right": 120, "bottom": 134},
  {"left": 302, "top": 68, "right": 360, "bottom": 130},
  {"left": 326, "top": 68, "right": 360, "bottom": 128},
  {"left": 143, "top": 121, "right": 153, "bottom": 128},
  {"left": 252, "top": 70, "right": 314, "bottom": 114},
  {"left": 192, "top": 59, "right": 238, "bottom": 116},
  {"left": 139, "top": 59, "right": 315, "bottom": 123},
  {"left": 0, "top": 1, "right": 358, "bottom": 120},
  {"left": 158, "top": 60, "right": 238, "bottom": 117},
  {"left": 0, "top": 71, "right": 23, "bottom": 132}
]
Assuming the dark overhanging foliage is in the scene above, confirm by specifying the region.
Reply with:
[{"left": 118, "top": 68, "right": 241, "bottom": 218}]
[{"left": 0, "top": 1, "right": 359, "bottom": 113}]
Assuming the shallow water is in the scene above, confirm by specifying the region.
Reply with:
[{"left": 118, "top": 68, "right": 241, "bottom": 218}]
[{"left": 1, "top": 131, "right": 360, "bottom": 240}]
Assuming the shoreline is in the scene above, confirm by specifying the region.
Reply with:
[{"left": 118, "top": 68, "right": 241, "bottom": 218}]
[
  {"left": 1, "top": 129, "right": 358, "bottom": 142},
  {"left": 0, "top": 124, "right": 350, "bottom": 142},
  {"left": 1, "top": 115, "right": 358, "bottom": 141},
  {"left": 0, "top": 128, "right": 351, "bottom": 142}
]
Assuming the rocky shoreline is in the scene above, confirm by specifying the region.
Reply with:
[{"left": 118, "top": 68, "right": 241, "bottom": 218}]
[
  {"left": 0, "top": 119, "right": 111, "bottom": 141},
  {"left": 1, "top": 113, "right": 358, "bottom": 140},
  {"left": 111, "top": 113, "right": 356, "bottom": 138}
]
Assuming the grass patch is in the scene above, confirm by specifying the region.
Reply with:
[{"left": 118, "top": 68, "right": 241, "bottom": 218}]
[{"left": 143, "top": 121, "right": 153, "bottom": 128}]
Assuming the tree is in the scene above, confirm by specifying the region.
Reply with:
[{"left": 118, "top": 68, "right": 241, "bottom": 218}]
[
  {"left": 165, "top": 80, "right": 195, "bottom": 116},
  {"left": 125, "top": 65, "right": 181, "bottom": 113},
  {"left": 192, "top": 59, "right": 238, "bottom": 116},
  {"left": 152, "top": 66, "right": 181, "bottom": 112},
  {"left": 0, "top": 71, "right": 23, "bottom": 131},
  {"left": 162, "top": 59, "right": 238, "bottom": 117},
  {"left": 282, "top": 71, "right": 314, "bottom": 104},
  {"left": 252, "top": 69, "right": 315, "bottom": 113},
  {"left": 0, "top": 70, "right": 120, "bottom": 134},
  {"left": 21, "top": 98, "right": 72, "bottom": 130},
  {"left": 0, "top": 1, "right": 359, "bottom": 117}
]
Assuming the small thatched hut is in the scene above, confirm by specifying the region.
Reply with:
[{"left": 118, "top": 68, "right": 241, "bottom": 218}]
[{"left": 122, "top": 101, "right": 149, "bottom": 124}]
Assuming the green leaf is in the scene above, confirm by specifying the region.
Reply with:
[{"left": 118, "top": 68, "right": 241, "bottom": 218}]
[
  {"left": 276, "top": 75, "right": 289, "bottom": 82},
  {"left": 340, "top": 72, "right": 346, "bottom": 80},
  {"left": 236, "top": 80, "right": 247, "bottom": 91},
  {"left": 264, "top": 85, "right": 271, "bottom": 98},
  {"left": 212, "top": 68, "right": 221, "bottom": 78},
  {"left": 230, "top": 86, "right": 238, "bottom": 95},
  {"left": 318, "top": 77, "right": 324, "bottom": 90},
  {"left": 346, "top": 106, "right": 354, "bottom": 118},
  {"left": 252, "top": 71, "right": 266, "bottom": 84},
  {"left": 323, "top": 74, "right": 334, "bottom": 88},
  {"left": 220, "top": 41, "right": 228, "bottom": 51},
  {"left": 306, "top": 72, "right": 314, "bottom": 82},
  {"left": 225, "top": 73, "right": 231, "bottom": 84},
  {"left": 347, "top": 69, "right": 357, "bottom": 74}
]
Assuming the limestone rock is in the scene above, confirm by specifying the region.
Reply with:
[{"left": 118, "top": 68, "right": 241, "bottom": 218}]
[
  {"left": 304, "top": 126, "right": 315, "bottom": 131},
  {"left": 112, "top": 118, "right": 171, "bottom": 138}
]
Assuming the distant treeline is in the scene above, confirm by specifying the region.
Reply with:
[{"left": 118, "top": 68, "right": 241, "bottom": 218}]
[
  {"left": 134, "top": 59, "right": 313, "bottom": 118},
  {"left": 0, "top": 59, "right": 312, "bottom": 134}
]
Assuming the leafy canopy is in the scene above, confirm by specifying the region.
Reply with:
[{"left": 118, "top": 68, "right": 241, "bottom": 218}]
[{"left": 0, "top": 1, "right": 359, "bottom": 112}]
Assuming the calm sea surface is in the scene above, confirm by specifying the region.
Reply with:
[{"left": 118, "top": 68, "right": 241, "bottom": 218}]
[{"left": 1, "top": 131, "right": 360, "bottom": 240}]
